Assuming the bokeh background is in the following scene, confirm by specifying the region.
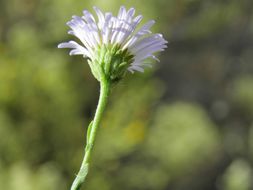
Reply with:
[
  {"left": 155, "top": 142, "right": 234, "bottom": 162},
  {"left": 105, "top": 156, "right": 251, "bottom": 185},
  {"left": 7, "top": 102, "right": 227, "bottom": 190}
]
[{"left": 1, "top": 0, "right": 253, "bottom": 189}]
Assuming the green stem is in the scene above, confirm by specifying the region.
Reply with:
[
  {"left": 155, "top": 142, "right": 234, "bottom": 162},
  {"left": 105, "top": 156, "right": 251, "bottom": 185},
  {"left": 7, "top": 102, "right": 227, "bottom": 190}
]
[{"left": 70, "top": 78, "right": 111, "bottom": 190}]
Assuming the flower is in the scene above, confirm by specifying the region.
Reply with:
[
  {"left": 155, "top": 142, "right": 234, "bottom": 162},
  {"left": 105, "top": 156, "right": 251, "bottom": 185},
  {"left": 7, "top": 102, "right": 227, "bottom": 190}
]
[{"left": 58, "top": 6, "right": 167, "bottom": 82}]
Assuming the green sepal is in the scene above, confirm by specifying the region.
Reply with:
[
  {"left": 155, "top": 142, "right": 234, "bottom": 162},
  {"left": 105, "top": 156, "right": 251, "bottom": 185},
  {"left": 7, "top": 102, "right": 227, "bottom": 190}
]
[
  {"left": 87, "top": 60, "right": 100, "bottom": 81},
  {"left": 98, "top": 44, "right": 107, "bottom": 67},
  {"left": 104, "top": 51, "right": 112, "bottom": 75}
]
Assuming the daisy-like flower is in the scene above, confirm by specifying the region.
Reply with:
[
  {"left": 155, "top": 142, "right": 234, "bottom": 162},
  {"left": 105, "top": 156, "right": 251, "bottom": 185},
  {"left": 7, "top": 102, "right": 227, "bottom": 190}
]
[
  {"left": 58, "top": 6, "right": 167, "bottom": 82},
  {"left": 58, "top": 6, "right": 168, "bottom": 190}
]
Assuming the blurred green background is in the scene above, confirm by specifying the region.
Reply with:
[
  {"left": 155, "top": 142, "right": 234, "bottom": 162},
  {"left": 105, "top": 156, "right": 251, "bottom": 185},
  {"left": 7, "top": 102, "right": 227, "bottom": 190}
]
[{"left": 1, "top": 0, "right": 253, "bottom": 189}]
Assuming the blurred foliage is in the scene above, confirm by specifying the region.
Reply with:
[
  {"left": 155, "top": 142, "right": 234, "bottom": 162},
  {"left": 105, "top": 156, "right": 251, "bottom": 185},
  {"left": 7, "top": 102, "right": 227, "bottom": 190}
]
[
  {"left": 220, "top": 159, "right": 252, "bottom": 190},
  {"left": 147, "top": 103, "right": 220, "bottom": 174},
  {"left": 1, "top": 0, "right": 253, "bottom": 190}
]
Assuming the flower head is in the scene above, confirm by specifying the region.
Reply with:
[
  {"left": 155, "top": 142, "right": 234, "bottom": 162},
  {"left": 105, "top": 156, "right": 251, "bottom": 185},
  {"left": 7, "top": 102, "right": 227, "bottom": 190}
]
[{"left": 58, "top": 6, "right": 167, "bottom": 82}]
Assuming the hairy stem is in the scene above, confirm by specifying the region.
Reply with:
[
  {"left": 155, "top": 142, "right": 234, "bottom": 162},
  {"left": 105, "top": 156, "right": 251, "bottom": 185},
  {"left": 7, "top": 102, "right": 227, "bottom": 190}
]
[{"left": 70, "top": 78, "right": 111, "bottom": 190}]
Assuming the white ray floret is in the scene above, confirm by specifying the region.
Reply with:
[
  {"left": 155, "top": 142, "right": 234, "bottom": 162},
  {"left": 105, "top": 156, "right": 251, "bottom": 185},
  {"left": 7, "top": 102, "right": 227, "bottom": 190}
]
[{"left": 58, "top": 6, "right": 167, "bottom": 73}]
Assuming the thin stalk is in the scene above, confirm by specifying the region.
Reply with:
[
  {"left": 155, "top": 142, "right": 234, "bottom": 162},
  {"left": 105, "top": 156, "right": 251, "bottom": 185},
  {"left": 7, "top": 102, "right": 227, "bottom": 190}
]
[{"left": 70, "top": 78, "right": 111, "bottom": 190}]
